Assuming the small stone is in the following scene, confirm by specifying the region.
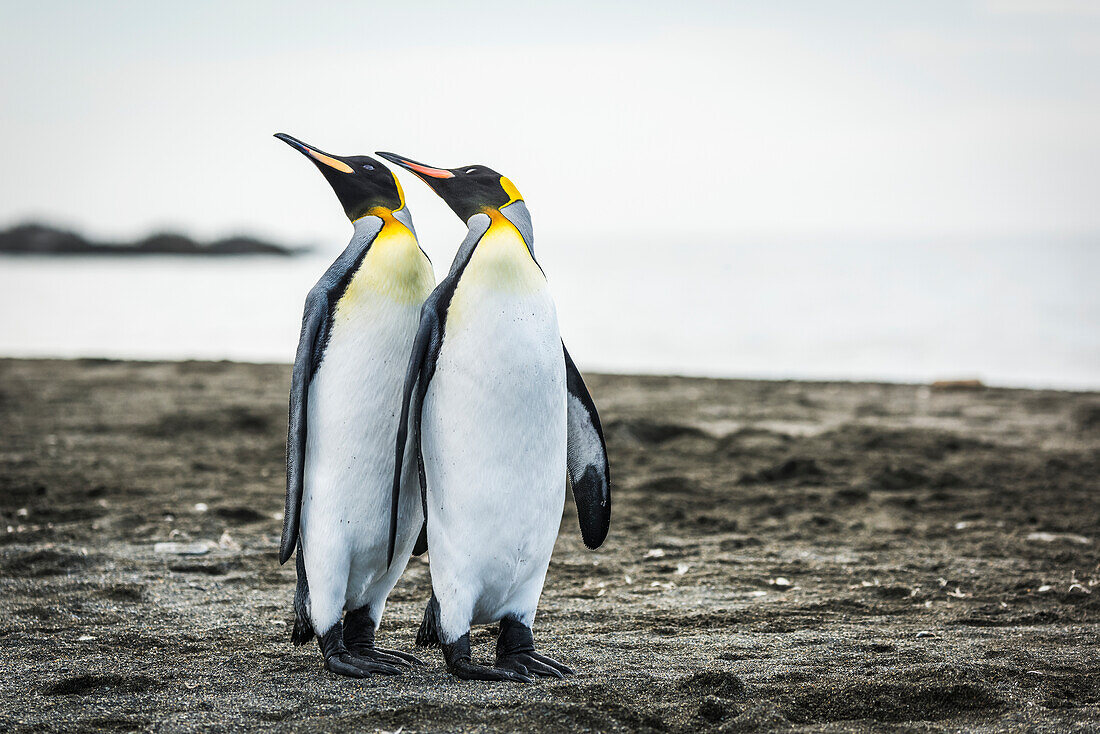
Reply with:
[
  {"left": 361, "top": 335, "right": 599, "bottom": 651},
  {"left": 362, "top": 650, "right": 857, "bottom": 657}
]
[
  {"left": 77, "top": 635, "right": 96, "bottom": 642},
  {"left": 154, "top": 542, "right": 210, "bottom": 556},
  {"left": 1027, "top": 532, "right": 1090, "bottom": 545},
  {"left": 644, "top": 548, "right": 666, "bottom": 558},
  {"left": 218, "top": 530, "right": 241, "bottom": 551},
  {"left": 194, "top": 503, "right": 209, "bottom": 513}
]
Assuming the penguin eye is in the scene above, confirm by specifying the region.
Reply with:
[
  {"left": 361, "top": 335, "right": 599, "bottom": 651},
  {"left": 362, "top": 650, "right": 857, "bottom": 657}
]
[
  {"left": 363, "top": 164, "right": 374, "bottom": 171},
  {"left": 465, "top": 168, "right": 477, "bottom": 174}
]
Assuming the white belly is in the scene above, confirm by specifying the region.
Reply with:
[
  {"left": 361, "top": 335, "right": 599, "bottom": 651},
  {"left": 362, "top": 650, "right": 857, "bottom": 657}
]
[
  {"left": 303, "top": 292, "right": 423, "bottom": 557},
  {"left": 423, "top": 238, "right": 567, "bottom": 636},
  {"left": 299, "top": 222, "right": 433, "bottom": 631}
]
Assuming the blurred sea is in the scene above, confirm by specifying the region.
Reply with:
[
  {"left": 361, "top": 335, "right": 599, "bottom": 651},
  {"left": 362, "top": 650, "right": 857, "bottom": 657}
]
[{"left": 1, "top": 235, "right": 1097, "bottom": 390}]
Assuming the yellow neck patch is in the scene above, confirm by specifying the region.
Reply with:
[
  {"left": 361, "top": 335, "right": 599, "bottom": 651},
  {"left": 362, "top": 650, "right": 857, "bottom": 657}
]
[
  {"left": 335, "top": 213, "right": 433, "bottom": 314},
  {"left": 460, "top": 212, "right": 542, "bottom": 290},
  {"left": 392, "top": 171, "right": 406, "bottom": 210},
  {"left": 499, "top": 176, "right": 523, "bottom": 207}
]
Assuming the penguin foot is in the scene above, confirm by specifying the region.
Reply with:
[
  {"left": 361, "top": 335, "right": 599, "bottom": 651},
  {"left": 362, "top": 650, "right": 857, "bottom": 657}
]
[
  {"left": 450, "top": 657, "right": 532, "bottom": 683},
  {"left": 318, "top": 620, "right": 402, "bottom": 678},
  {"left": 346, "top": 644, "right": 423, "bottom": 668},
  {"left": 372, "top": 647, "right": 425, "bottom": 666},
  {"left": 495, "top": 617, "right": 574, "bottom": 679},
  {"left": 496, "top": 650, "right": 573, "bottom": 679},
  {"left": 442, "top": 632, "right": 531, "bottom": 683},
  {"left": 342, "top": 605, "right": 424, "bottom": 667},
  {"left": 325, "top": 652, "right": 402, "bottom": 678}
]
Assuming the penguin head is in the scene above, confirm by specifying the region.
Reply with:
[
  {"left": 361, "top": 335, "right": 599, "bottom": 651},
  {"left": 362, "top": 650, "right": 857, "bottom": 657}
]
[
  {"left": 376, "top": 152, "right": 522, "bottom": 223},
  {"left": 275, "top": 133, "right": 405, "bottom": 221}
]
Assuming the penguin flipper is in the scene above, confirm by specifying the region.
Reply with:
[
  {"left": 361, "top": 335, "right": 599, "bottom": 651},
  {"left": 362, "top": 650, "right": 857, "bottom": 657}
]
[
  {"left": 280, "top": 219, "right": 385, "bottom": 566},
  {"left": 563, "top": 343, "right": 611, "bottom": 549},
  {"left": 280, "top": 287, "right": 330, "bottom": 565}
]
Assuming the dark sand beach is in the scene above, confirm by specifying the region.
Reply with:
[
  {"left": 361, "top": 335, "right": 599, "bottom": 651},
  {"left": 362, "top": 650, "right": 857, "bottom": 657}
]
[{"left": 1, "top": 358, "right": 1097, "bottom": 732}]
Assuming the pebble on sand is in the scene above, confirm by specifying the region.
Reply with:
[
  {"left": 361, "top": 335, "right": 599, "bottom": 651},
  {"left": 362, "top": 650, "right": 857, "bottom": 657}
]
[
  {"left": 154, "top": 542, "right": 210, "bottom": 556},
  {"left": 1026, "top": 532, "right": 1091, "bottom": 545}
]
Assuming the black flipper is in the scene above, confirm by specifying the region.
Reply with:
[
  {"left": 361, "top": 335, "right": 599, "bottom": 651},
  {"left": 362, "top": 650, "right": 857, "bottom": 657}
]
[
  {"left": 563, "top": 344, "right": 611, "bottom": 549},
  {"left": 279, "top": 219, "right": 383, "bottom": 565},
  {"left": 280, "top": 289, "right": 328, "bottom": 564}
]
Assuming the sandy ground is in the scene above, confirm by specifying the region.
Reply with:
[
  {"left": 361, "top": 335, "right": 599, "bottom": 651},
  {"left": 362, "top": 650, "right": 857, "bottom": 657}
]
[{"left": 0, "top": 358, "right": 1097, "bottom": 733}]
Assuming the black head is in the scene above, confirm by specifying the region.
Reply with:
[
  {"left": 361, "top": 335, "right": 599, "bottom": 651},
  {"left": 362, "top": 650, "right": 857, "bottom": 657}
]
[
  {"left": 275, "top": 133, "right": 404, "bottom": 221},
  {"left": 376, "top": 152, "right": 523, "bottom": 223}
]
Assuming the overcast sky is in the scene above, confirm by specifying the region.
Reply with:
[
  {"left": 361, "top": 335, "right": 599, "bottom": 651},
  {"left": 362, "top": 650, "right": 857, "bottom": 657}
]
[{"left": 1, "top": 0, "right": 1098, "bottom": 252}]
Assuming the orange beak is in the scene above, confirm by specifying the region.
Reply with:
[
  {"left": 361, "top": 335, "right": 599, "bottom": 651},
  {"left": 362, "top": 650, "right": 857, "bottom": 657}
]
[{"left": 376, "top": 152, "right": 454, "bottom": 180}]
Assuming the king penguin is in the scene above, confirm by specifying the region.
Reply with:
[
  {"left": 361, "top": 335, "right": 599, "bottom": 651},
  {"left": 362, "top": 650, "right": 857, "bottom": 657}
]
[
  {"left": 377, "top": 152, "right": 611, "bottom": 682},
  {"left": 275, "top": 134, "right": 433, "bottom": 678}
]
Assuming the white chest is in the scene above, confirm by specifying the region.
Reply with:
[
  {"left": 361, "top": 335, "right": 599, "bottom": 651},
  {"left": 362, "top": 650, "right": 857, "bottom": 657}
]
[
  {"left": 307, "top": 221, "right": 434, "bottom": 467},
  {"left": 422, "top": 219, "right": 567, "bottom": 568}
]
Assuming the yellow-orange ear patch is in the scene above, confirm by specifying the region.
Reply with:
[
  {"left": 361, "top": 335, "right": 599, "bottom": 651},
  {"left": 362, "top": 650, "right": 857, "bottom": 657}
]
[
  {"left": 306, "top": 149, "right": 354, "bottom": 174},
  {"left": 500, "top": 176, "right": 523, "bottom": 204},
  {"left": 393, "top": 172, "right": 406, "bottom": 209}
]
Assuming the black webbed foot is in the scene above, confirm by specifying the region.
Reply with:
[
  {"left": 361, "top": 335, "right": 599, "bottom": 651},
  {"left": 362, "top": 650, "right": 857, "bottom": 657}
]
[
  {"left": 318, "top": 621, "right": 401, "bottom": 678},
  {"left": 343, "top": 606, "right": 424, "bottom": 668},
  {"left": 370, "top": 646, "right": 425, "bottom": 666},
  {"left": 443, "top": 632, "right": 531, "bottom": 683},
  {"left": 495, "top": 617, "right": 574, "bottom": 679},
  {"left": 325, "top": 652, "right": 402, "bottom": 677}
]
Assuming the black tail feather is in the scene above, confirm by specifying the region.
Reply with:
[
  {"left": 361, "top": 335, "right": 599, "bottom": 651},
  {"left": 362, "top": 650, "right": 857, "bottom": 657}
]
[
  {"left": 415, "top": 595, "right": 441, "bottom": 648},
  {"left": 290, "top": 541, "right": 314, "bottom": 646},
  {"left": 412, "top": 522, "right": 428, "bottom": 556}
]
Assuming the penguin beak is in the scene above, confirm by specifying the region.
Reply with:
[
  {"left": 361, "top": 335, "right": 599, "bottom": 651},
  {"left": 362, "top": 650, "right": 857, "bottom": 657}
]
[
  {"left": 376, "top": 152, "right": 454, "bottom": 181},
  {"left": 274, "top": 133, "right": 354, "bottom": 174}
]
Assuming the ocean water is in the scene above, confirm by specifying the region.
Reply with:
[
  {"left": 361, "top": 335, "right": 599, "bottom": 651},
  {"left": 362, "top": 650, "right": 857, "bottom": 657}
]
[{"left": 1, "top": 235, "right": 1097, "bottom": 390}]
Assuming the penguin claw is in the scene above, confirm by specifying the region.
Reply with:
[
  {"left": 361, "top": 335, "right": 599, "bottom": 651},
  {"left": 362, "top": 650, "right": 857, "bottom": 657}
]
[
  {"left": 449, "top": 659, "right": 532, "bottom": 684},
  {"left": 496, "top": 658, "right": 530, "bottom": 677},
  {"left": 371, "top": 646, "right": 425, "bottom": 666},
  {"left": 497, "top": 652, "right": 569, "bottom": 679},
  {"left": 346, "top": 645, "right": 413, "bottom": 668},
  {"left": 527, "top": 650, "right": 574, "bottom": 677},
  {"left": 349, "top": 654, "right": 404, "bottom": 676},
  {"left": 325, "top": 652, "right": 402, "bottom": 677}
]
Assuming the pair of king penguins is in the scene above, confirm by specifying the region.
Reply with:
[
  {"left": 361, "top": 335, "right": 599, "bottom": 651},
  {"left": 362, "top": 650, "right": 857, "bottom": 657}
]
[{"left": 275, "top": 134, "right": 611, "bottom": 682}]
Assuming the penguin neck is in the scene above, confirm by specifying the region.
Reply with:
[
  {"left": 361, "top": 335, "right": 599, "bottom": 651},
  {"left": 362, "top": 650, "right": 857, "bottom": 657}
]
[
  {"left": 338, "top": 209, "right": 432, "bottom": 307},
  {"left": 351, "top": 207, "right": 412, "bottom": 237},
  {"left": 456, "top": 209, "right": 544, "bottom": 294}
]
